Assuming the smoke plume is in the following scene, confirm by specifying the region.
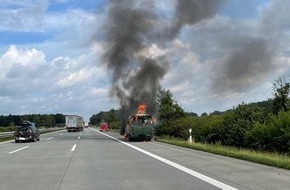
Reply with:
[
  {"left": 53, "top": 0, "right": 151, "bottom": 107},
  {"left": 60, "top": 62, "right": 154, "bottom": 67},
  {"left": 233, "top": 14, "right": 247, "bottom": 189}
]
[
  {"left": 103, "top": 0, "right": 224, "bottom": 132},
  {"left": 211, "top": 37, "right": 276, "bottom": 93},
  {"left": 167, "top": 0, "right": 224, "bottom": 39},
  {"left": 103, "top": 0, "right": 168, "bottom": 132},
  {"left": 210, "top": 0, "right": 290, "bottom": 94}
]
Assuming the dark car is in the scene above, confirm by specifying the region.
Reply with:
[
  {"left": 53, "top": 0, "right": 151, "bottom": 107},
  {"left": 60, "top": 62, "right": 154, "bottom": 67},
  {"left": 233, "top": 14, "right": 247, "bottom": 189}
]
[{"left": 14, "top": 121, "right": 40, "bottom": 143}]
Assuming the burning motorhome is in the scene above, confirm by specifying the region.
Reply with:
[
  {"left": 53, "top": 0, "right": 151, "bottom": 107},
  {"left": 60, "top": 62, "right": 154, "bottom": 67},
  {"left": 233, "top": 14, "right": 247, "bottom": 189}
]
[{"left": 124, "top": 104, "right": 155, "bottom": 141}]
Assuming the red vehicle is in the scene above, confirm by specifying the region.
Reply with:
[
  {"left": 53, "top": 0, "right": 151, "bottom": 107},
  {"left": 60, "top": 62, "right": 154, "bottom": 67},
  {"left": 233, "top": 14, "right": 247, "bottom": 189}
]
[{"left": 100, "top": 123, "right": 109, "bottom": 132}]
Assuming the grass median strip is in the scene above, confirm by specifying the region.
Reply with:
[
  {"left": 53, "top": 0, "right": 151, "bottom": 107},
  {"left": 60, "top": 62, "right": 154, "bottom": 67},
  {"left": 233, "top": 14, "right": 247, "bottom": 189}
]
[{"left": 157, "top": 137, "right": 290, "bottom": 170}]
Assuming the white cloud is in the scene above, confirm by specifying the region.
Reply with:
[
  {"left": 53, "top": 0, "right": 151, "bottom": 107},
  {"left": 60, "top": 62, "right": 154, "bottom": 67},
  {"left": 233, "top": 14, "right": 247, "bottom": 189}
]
[
  {"left": 0, "top": 45, "right": 46, "bottom": 80},
  {"left": 0, "top": 44, "right": 112, "bottom": 121},
  {"left": 0, "top": 0, "right": 48, "bottom": 31},
  {"left": 56, "top": 69, "right": 87, "bottom": 87}
]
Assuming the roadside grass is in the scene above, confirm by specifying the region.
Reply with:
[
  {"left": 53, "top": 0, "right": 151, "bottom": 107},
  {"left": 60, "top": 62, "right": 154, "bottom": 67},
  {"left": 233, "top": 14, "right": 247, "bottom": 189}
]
[
  {"left": 157, "top": 137, "right": 290, "bottom": 170},
  {"left": 0, "top": 126, "right": 16, "bottom": 132},
  {"left": 0, "top": 137, "right": 14, "bottom": 142}
]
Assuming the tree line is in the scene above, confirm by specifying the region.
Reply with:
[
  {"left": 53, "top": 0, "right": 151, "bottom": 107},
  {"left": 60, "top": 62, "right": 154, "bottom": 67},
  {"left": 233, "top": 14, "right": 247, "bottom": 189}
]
[
  {"left": 91, "top": 76, "right": 290, "bottom": 153},
  {"left": 0, "top": 113, "right": 65, "bottom": 128},
  {"left": 90, "top": 109, "right": 121, "bottom": 130},
  {"left": 156, "top": 76, "right": 290, "bottom": 153}
]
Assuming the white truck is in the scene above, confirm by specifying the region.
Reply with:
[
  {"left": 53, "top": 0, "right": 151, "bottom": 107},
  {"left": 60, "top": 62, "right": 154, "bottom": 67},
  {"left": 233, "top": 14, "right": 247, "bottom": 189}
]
[{"left": 65, "top": 115, "right": 84, "bottom": 132}]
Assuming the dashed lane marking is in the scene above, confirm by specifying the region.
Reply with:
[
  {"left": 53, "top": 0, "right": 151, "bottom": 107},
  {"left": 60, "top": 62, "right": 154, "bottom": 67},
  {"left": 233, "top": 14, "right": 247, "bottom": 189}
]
[{"left": 9, "top": 146, "right": 29, "bottom": 154}]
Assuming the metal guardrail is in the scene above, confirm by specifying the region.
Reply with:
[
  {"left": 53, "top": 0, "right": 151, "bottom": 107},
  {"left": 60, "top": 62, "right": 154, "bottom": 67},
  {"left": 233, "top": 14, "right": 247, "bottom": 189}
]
[
  {"left": 0, "top": 131, "right": 14, "bottom": 138},
  {"left": 0, "top": 128, "right": 64, "bottom": 139}
]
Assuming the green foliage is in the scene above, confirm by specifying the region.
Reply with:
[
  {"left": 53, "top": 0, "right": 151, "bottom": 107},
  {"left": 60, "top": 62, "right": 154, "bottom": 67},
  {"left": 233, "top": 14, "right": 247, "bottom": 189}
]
[
  {"left": 55, "top": 113, "right": 65, "bottom": 123},
  {"left": 220, "top": 103, "right": 266, "bottom": 148},
  {"left": 90, "top": 109, "right": 121, "bottom": 130},
  {"left": 107, "top": 109, "right": 118, "bottom": 123},
  {"left": 9, "top": 122, "right": 15, "bottom": 127},
  {"left": 107, "top": 109, "right": 121, "bottom": 129},
  {"left": 157, "top": 88, "right": 185, "bottom": 123},
  {"left": 90, "top": 109, "right": 120, "bottom": 125},
  {"left": 89, "top": 113, "right": 101, "bottom": 125},
  {"left": 194, "top": 116, "right": 225, "bottom": 144},
  {"left": 109, "top": 121, "right": 121, "bottom": 130},
  {"left": 272, "top": 76, "right": 290, "bottom": 114},
  {"left": 0, "top": 114, "right": 64, "bottom": 128},
  {"left": 186, "top": 112, "right": 198, "bottom": 117},
  {"left": 249, "top": 99, "right": 274, "bottom": 114},
  {"left": 0, "top": 126, "right": 16, "bottom": 132},
  {"left": 0, "top": 114, "right": 21, "bottom": 126},
  {"left": 159, "top": 103, "right": 270, "bottom": 149},
  {"left": 159, "top": 101, "right": 290, "bottom": 153},
  {"left": 209, "top": 110, "right": 224, "bottom": 116},
  {"left": 246, "top": 111, "right": 290, "bottom": 152},
  {"left": 158, "top": 115, "right": 225, "bottom": 143},
  {"left": 245, "top": 122, "right": 274, "bottom": 151},
  {"left": 161, "top": 117, "right": 194, "bottom": 139},
  {"left": 156, "top": 88, "right": 186, "bottom": 136}
]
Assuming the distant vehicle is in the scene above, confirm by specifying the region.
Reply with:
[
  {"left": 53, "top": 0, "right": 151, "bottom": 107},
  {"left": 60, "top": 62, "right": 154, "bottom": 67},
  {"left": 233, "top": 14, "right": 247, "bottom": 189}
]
[
  {"left": 84, "top": 122, "right": 89, "bottom": 128},
  {"left": 124, "top": 114, "right": 154, "bottom": 141},
  {"left": 14, "top": 121, "right": 40, "bottom": 143},
  {"left": 65, "top": 115, "right": 84, "bottom": 132},
  {"left": 100, "top": 123, "right": 109, "bottom": 132}
]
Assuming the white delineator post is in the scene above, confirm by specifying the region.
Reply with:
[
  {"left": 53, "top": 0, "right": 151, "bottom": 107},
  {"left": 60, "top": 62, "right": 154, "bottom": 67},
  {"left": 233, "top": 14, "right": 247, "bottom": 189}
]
[{"left": 189, "top": 128, "right": 192, "bottom": 143}]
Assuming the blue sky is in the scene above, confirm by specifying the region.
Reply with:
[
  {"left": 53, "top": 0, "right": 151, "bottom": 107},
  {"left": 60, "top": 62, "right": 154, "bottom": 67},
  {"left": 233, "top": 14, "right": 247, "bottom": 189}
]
[{"left": 1, "top": 0, "right": 290, "bottom": 122}]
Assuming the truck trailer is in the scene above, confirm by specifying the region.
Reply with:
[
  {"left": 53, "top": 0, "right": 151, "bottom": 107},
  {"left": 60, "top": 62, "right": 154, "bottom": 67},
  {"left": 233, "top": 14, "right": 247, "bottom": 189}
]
[{"left": 65, "top": 115, "right": 84, "bottom": 132}]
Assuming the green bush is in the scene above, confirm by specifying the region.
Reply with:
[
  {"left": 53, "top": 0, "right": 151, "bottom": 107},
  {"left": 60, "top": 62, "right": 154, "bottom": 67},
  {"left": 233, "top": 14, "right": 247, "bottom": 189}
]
[
  {"left": 245, "top": 122, "right": 274, "bottom": 150},
  {"left": 156, "top": 115, "right": 225, "bottom": 142},
  {"left": 0, "top": 126, "right": 16, "bottom": 132},
  {"left": 109, "top": 121, "right": 121, "bottom": 130},
  {"left": 194, "top": 116, "right": 225, "bottom": 144},
  {"left": 221, "top": 104, "right": 266, "bottom": 147},
  {"left": 157, "top": 102, "right": 290, "bottom": 153},
  {"left": 167, "top": 117, "right": 193, "bottom": 139},
  {"left": 245, "top": 111, "right": 290, "bottom": 153}
]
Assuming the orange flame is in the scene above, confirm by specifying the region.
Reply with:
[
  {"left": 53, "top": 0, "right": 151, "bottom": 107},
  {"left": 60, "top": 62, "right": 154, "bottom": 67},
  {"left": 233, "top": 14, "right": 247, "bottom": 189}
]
[{"left": 137, "top": 103, "right": 147, "bottom": 114}]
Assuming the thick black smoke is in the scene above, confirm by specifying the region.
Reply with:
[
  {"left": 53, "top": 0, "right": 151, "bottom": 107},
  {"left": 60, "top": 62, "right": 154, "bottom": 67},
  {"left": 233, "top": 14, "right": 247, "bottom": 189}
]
[
  {"left": 103, "top": 0, "right": 168, "bottom": 133},
  {"left": 103, "top": 0, "right": 223, "bottom": 133},
  {"left": 167, "top": 0, "right": 224, "bottom": 39}
]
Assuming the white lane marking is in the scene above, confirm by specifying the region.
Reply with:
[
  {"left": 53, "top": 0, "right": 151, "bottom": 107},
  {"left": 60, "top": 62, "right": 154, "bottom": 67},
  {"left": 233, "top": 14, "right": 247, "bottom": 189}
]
[
  {"left": 78, "top": 136, "right": 80, "bottom": 139},
  {"left": 60, "top": 133, "right": 63, "bottom": 136},
  {"left": 9, "top": 146, "right": 29, "bottom": 154},
  {"left": 71, "top": 144, "right": 77, "bottom": 152},
  {"left": 47, "top": 137, "right": 54, "bottom": 140},
  {"left": 92, "top": 128, "right": 238, "bottom": 190}
]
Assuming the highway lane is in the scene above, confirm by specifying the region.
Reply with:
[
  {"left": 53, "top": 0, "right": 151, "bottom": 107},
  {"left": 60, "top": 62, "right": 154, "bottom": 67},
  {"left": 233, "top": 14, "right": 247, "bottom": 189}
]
[
  {"left": 0, "top": 130, "right": 78, "bottom": 190},
  {"left": 0, "top": 128, "right": 289, "bottom": 190},
  {"left": 127, "top": 138, "right": 290, "bottom": 190},
  {"left": 59, "top": 129, "right": 227, "bottom": 190},
  {"left": 92, "top": 129, "right": 290, "bottom": 190}
]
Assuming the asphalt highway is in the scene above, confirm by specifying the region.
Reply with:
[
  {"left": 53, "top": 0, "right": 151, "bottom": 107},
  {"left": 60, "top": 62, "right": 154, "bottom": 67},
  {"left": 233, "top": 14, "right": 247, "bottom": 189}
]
[{"left": 0, "top": 128, "right": 289, "bottom": 190}]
